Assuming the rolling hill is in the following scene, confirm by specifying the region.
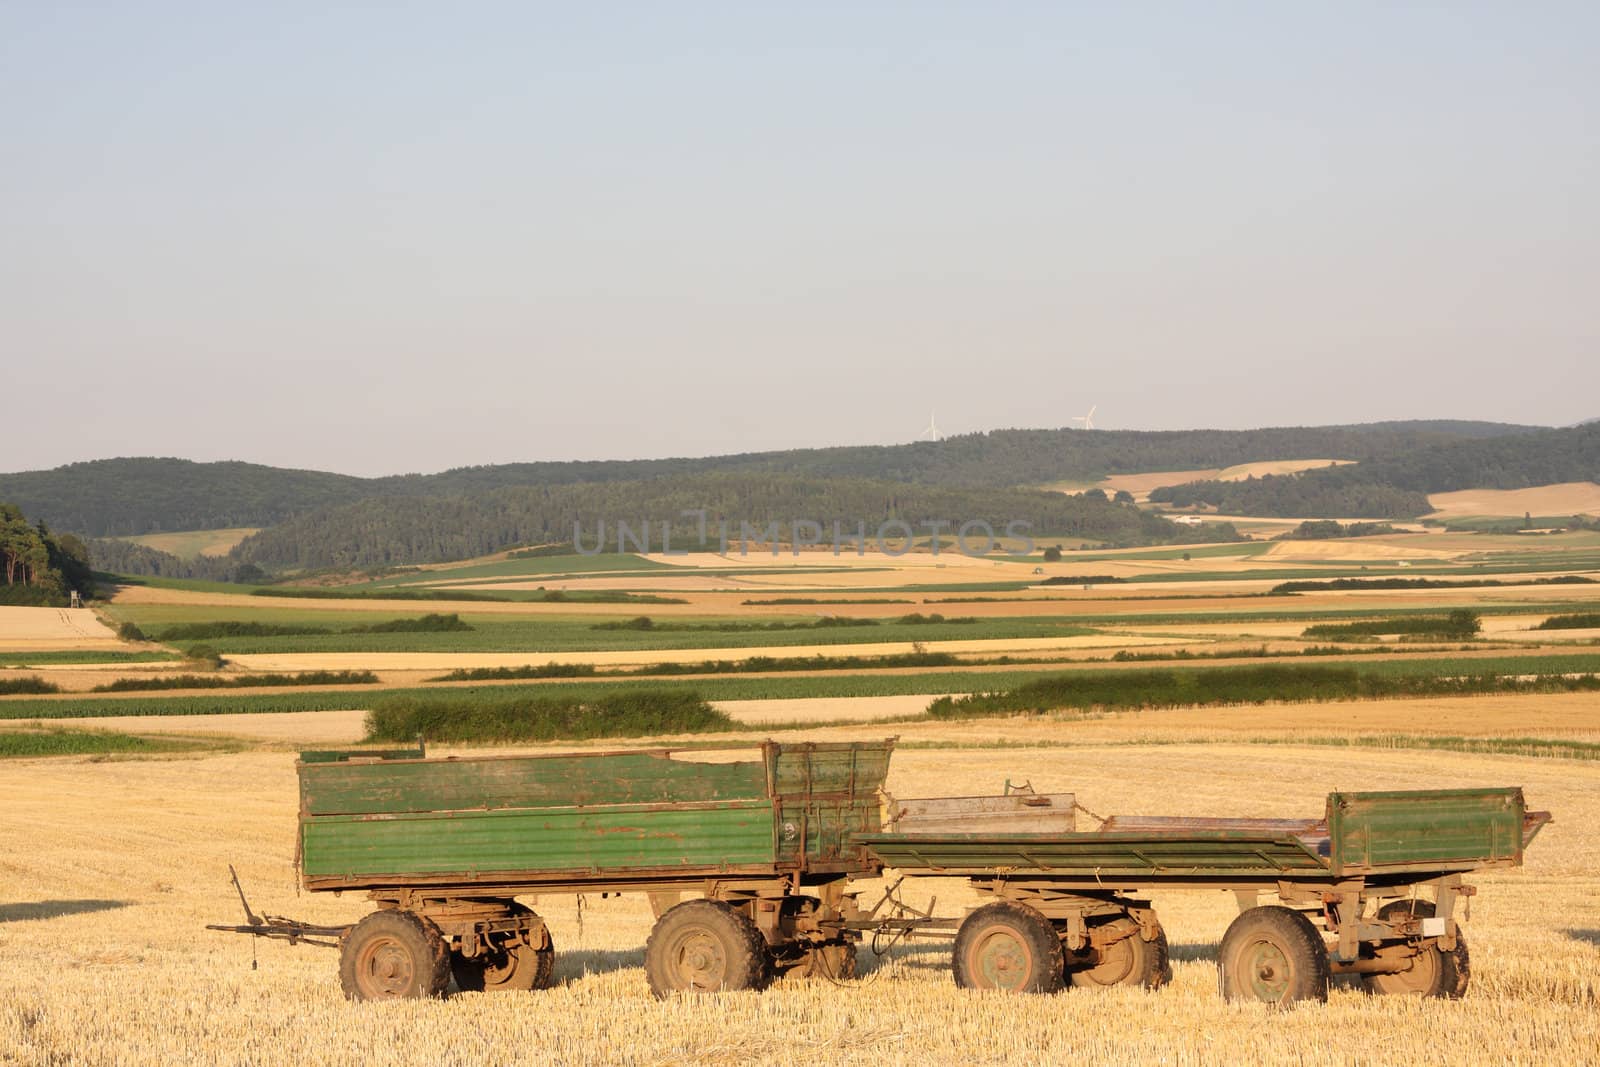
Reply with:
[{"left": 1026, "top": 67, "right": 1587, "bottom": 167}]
[
  {"left": 0, "top": 421, "right": 1542, "bottom": 538},
  {"left": 1149, "top": 423, "right": 1600, "bottom": 518}
]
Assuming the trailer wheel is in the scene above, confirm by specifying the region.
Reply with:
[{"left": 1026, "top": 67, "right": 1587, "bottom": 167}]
[
  {"left": 339, "top": 910, "right": 451, "bottom": 1001},
  {"left": 644, "top": 900, "right": 767, "bottom": 997},
  {"left": 1068, "top": 918, "right": 1170, "bottom": 990},
  {"left": 1362, "top": 901, "right": 1470, "bottom": 999},
  {"left": 452, "top": 905, "right": 556, "bottom": 993},
  {"left": 953, "top": 901, "right": 1064, "bottom": 993},
  {"left": 1219, "top": 906, "right": 1329, "bottom": 1007}
]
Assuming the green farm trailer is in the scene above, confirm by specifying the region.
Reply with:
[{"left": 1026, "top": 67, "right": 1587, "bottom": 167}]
[
  {"left": 220, "top": 740, "right": 898, "bottom": 999},
  {"left": 210, "top": 739, "right": 1549, "bottom": 1007},
  {"left": 860, "top": 786, "right": 1551, "bottom": 1004}
]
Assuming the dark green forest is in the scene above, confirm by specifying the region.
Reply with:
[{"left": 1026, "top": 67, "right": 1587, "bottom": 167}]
[
  {"left": 0, "top": 421, "right": 1538, "bottom": 537},
  {"left": 230, "top": 474, "right": 1240, "bottom": 571},
  {"left": 1149, "top": 423, "right": 1600, "bottom": 518},
  {"left": 83, "top": 538, "right": 249, "bottom": 584},
  {"left": 0, "top": 502, "right": 95, "bottom": 605},
  {"left": 1148, "top": 478, "right": 1433, "bottom": 518}
]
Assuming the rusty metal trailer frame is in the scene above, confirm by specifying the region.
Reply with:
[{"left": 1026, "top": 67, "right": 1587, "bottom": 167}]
[{"left": 854, "top": 789, "right": 1552, "bottom": 1002}]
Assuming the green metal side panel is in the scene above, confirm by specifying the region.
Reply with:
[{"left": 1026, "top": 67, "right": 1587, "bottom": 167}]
[
  {"left": 299, "top": 750, "right": 768, "bottom": 817},
  {"left": 1327, "top": 788, "right": 1526, "bottom": 876},
  {"left": 769, "top": 742, "right": 892, "bottom": 798},
  {"left": 301, "top": 800, "right": 776, "bottom": 881},
  {"left": 768, "top": 742, "right": 893, "bottom": 870},
  {"left": 854, "top": 831, "right": 1329, "bottom": 877}
]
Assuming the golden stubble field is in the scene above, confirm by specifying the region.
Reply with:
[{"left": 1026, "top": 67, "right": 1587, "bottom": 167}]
[{"left": 2, "top": 728, "right": 1596, "bottom": 1067}]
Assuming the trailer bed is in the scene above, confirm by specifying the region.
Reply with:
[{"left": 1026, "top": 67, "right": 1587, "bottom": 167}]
[
  {"left": 297, "top": 740, "right": 893, "bottom": 892},
  {"left": 856, "top": 787, "right": 1549, "bottom": 886}
]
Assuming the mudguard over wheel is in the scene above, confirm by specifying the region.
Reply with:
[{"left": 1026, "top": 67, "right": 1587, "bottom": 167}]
[
  {"left": 1219, "top": 906, "right": 1329, "bottom": 1006},
  {"left": 644, "top": 899, "right": 767, "bottom": 996},
  {"left": 451, "top": 903, "right": 556, "bottom": 993},
  {"left": 1068, "top": 918, "right": 1170, "bottom": 990},
  {"left": 952, "top": 901, "right": 1065, "bottom": 993},
  {"left": 339, "top": 910, "right": 451, "bottom": 1001},
  {"left": 1361, "top": 900, "right": 1470, "bottom": 999}
]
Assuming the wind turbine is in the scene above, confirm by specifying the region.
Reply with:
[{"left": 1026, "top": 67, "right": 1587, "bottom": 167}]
[
  {"left": 919, "top": 410, "right": 940, "bottom": 441},
  {"left": 1070, "top": 404, "right": 1098, "bottom": 431}
]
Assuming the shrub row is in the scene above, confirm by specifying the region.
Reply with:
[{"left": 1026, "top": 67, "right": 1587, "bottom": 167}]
[
  {"left": 251, "top": 587, "right": 684, "bottom": 605},
  {"left": 592, "top": 616, "right": 878, "bottom": 633},
  {"left": 1534, "top": 613, "right": 1600, "bottom": 631},
  {"left": 156, "top": 613, "right": 472, "bottom": 642},
  {"left": 1271, "top": 576, "right": 1593, "bottom": 594},
  {"left": 365, "top": 689, "right": 734, "bottom": 743},
  {"left": 927, "top": 664, "right": 1600, "bottom": 720},
  {"left": 1302, "top": 611, "right": 1480, "bottom": 640},
  {"left": 589, "top": 613, "right": 976, "bottom": 633},
  {"left": 90, "top": 670, "right": 380, "bottom": 693},
  {"left": 0, "top": 677, "right": 61, "bottom": 695},
  {"left": 428, "top": 649, "right": 968, "bottom": 683}
]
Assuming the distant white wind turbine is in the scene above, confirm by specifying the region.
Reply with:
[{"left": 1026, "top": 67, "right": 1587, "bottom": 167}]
[
  {"left": 1070, "top": 404, "right": 1098, "bottom": 430},
  {"left": 919, "top": 410, "right": 940, "bottom": 441}
]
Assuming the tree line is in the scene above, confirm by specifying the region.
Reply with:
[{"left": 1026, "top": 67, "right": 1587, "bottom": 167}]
[
  {"left": 1, "top": 421, "right": 1540, "bottom": 537},
  {"left": 1149, "top": 423, "right": 1599, "bottom": 518},
  {"left": 228, "top": 474, "right": 1240, "bottom": 572},
  {"left": 0, "top": 502, "right": 94, "bottom": 605}
]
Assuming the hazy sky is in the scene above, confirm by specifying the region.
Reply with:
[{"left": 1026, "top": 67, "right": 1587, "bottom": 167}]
[{"left": 3, "top": 3, "right": 1596, "bottom": 476}]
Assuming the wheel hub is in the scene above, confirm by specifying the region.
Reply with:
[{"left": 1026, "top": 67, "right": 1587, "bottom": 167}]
[
  {"left": 675, "top": 931, "right": 727, "bottom": 990},
  {"left": 972, "top": 929, "right": 1031, "bottom": 991},
  {"left": 359, "top": 937, "right": 415, "bottom": 997},
  {"left": 1243, "top": 939, "right": 1291, "bottom": 1002}
]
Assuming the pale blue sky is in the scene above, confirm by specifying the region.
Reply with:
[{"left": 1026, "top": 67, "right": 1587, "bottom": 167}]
[{"left": 3, "top": 2, "right": 1596, "bottom": 475}]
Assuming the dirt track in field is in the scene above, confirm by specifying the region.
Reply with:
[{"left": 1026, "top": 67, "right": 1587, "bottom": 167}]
[{"left": 0, "top": 606, "right": 122, "bottom": 649}]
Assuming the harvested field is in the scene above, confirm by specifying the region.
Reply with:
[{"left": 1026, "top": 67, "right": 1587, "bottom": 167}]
[
  {"left": 1, "top": 731, "right": 1594, "bottom": 1065},
  {"left": 1428, "top": 482, "right": 1600, "bottom": 519},
  {"left": 122, "top": 527, "right": 260, "bottom": 558},
  {"left": 1214, "top": 458, "right": 1353, "bottom": 480},
  {"left": 1262, "top": 540, "right": 1456, "bottom": 561},
  {"left": 0, "top": 605, "right": 122, "bottom": 649},
  {"left": 219, "top": 634, "right": 1182, "bottom": 673},
  {"left": 1094, "top": 460, "right": 1351, "bottom": 502},
  {"left": 1097, "top": 468, "right": 1223, "bottom": 499},
  {"left": 43, "top": 687, "right": 1600, "bottom": 752}
]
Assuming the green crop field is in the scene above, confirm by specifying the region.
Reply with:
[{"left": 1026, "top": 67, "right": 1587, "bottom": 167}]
[
  {"left": 105, "top": 606, "right": 1100, "bottom": 655},
  {"left": 0, "top": 651, "right": 181, "bottom": 666},
  {"left": 356, "top": 553, "right": 684, "bottom": 586},
  {"left": 7, "top": 651, "right": 1599, "bottom": 722},
  {"left": 0, "top": 669, "right": 1039, "bottom": 720},
  {"left": 0, "top": 727, "right": 221, "bottom": 758}
]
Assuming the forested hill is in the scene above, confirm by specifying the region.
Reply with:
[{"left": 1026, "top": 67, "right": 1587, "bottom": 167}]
[
  {"left": 1329, "top": 421, "right": 1600, "bottom": 493},
  {"left": 1150, "top": 423, "right": 1600, "bottom": 518},
  {"left": 231, "top": 475, "right": 1227, "bottom": 570},
  {"left": 0, "top": 421, "right": 1540, "bottom": 537},
  {"left": 0, "top": 459, "right": 367, "bottom": 537}
]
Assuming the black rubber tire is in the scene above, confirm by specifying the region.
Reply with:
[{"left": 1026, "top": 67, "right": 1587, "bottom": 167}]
[
  {"left": 339, "top": 910, "right": 451, "bottom": 1001},
  {"left": 644, "top": 899, "right": 767, "bottom": 997},
  {"left": 1361, "top": 900, "right": 1470, "bottom": 999},
  {"left": 452, "top": 904, "right": 556, "bottom": 993},
  {"left": 1219, "top": 906, "right": 1329, "bottom": 1007},
  {"left": 952, "top": 901, "right": 1065, "bottom": 994},
  {"left": 1068, "top": 918, "right": 1170, "bottom": 990}
]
